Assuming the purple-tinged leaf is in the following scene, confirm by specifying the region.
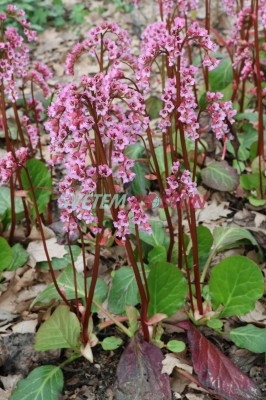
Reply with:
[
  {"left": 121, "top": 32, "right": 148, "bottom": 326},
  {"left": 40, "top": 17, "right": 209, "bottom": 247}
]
[
  {"left": 179, "top": 321, "right": 262, "bottom": 400},
  {"left": 115, "top": 334, "right": 171, "bottom": 400},
  {"left": 201, "top": 161, "right": 239, "bottom": 191}
]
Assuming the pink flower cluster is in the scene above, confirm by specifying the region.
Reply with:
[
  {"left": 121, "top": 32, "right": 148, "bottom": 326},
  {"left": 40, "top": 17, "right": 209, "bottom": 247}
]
[
  {"left": 22, "top": 116, "right": 39, "bottom": 149},
  {"left": 221, "top": 0, "right": 236, "bottom": 16},
  {"left": 177, "top": 64, "right": 200, "bottom": 141},
  {"left": 261, "top": 1, "right": 266, "bottom": 28},
  {"left": 46, "top": 23, "right": 149, "bottom": 233},
  {"left": 0, "top": 148, "right": 28, "bottom": 185},
  {"left": 114, "top": 196, "right": 152, "bottom": 241},
  {"left": 0, "top": 5, "right": 51, "bottom": 103},
  {"left": 166, "top": 162, "right": 197, "bottom": 207},
  {"left": 206, "top": 92, "right": 237, "bottom": 141},
  {"left": 65, "top": 21, "right": 135, "bottom": 75},
  {"left": 137, "top": 18, "right": 218, "bottom": 93}
]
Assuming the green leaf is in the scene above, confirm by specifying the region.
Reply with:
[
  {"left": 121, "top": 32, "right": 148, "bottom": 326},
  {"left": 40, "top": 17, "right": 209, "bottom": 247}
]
[
  {"left": 8, "top": 244, "right": 28, "bottom": 271},
  {"left": 10, "top": 365, "right": 63, "bottom": 400},
  {"left": 145, "top": 96, "right": 163, "bottom": 119},
  {"left": 108, "top": 264, "right": 150, "bottom": 314},
  {"left": 0, "top": 186, "right": 24, "bottom": 215},
  {"left": 31, "top": 266, "right": 108, "bottom": 313},
  {"left": 35, "top": 305, "right": 80, "bottom": 351},
  {"left": 209, "top": 57, "right": 233, "bottom": 91},
  {"left": 166, "top": 340, "right": 186, "bottom": 353},
  {"left": 230, "top": 325, "right": 266, "bottom": 353},
  {"left": 101, "top": 336, "right": 123, "bottom": 350},
  {"left": 150, "top": 146, "right": 172, "bottom": 181},
  {"left": 0, "top": 237, "right": 13, "bottom": 271},
  {"left": 201, "top": 161, "right": 239, "bottom": 192},
  {"left": 130, "top": 219, "right": 167, "bottom": 248},
  {"left": 148, "top": 262, "right": 188, "bottom": 317},
  {"left": 207, "top": 319, "right": 223, "bottom": 329},
  {"left": 212, "top": 226, "right": 258, "bottom": 252},
  {"left": 21, "top": 159, "right": 52, "bottom": 216},
  {"left": 188, "top": 226, "right": 213, "bottom": 270},
  {"left": 209, "top": 256, "right": 264, "bottom": 317},
  {"left": 148, "top": 246, "right": 167, "bottom": 264},
  {"left": 38, "top": 245, "right": 81, "bottom": 270}
]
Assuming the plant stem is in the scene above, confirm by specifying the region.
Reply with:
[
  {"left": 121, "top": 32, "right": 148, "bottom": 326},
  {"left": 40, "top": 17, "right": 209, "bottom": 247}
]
[{"left": 93, "top": 300, "right": 132, "bottom": 337}]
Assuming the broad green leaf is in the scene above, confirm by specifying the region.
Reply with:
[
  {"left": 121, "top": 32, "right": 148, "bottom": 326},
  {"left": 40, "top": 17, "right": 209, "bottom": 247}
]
[
  {"left": 101, "top": 336, "right": 123, "bottom": 350},
  {"left": 0, "top": 237, "right": 13, "bottom": 271},
  {"left": 10, "top": 365, "right": 63, "bottom": 400},
  {"left": 148, "top": 262, "right": 188, "bottom": 317},
  {"left": 125, "top": 144, "right": 145, "bottom": 159},
  {"left": 8, "top": 244, "right": 28, "bottom": 271},
  {"left": 38, "top": 245, "right": 81, "bottom": 270},
  {"left": 188, "top": 226, "right": 213, "bottom": 270},
  {"left": 212, "top": 226, "right": 258, "bottom": 252},
  {"left": 130, "top": 219, "right": 167, "bottom": 248},
  {"left": 148, "top": 246, "right": 166, "bottom": 264},
  {"left": 0, "top": 186, "right": 24, "bottom": 215},
  {"left": 207, "top": 319, "right": 223, "bottom": 329},
  {"left": 145, "top": 96, "right": 163, "bottom": 119},
  {"left": 166, "top": 340, "right": 186, "bottom": 353},
  {"left": 235, "top": 112, "right": 266, "bottom": 126},
  {"left": 21, "top": 159, "right": 52, "bottom": 216},
  {"left": 35, "top": 305, "right": 80, "bottom": 351},
  {"left": 31, "top": 266, "right": 107, "bottom": 313},
  {"left": 240, "top": 173, "right": 266, "bottom": 195},
  {"left": 209, "top": 57, "right": 233, "bottom": 92},
  {"left": 209, "top": 256, "right": 264, "bottom": 317},
  {"left": 230, "top": 325, "right": 266, "bottom": 353},
  {"left": 108, "top": 264, "right": 150, "bottom": 314},
  {"left": 248, "top": 197, "right": 266, "bottom": 207},
  {"left": 201, "top": 161, "right": 239, "bottom": 192}
]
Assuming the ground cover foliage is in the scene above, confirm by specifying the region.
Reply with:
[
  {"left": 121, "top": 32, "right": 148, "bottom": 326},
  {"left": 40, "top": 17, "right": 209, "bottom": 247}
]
[{"left": 0, "top": 1, "right": 265, "bottom": 399}]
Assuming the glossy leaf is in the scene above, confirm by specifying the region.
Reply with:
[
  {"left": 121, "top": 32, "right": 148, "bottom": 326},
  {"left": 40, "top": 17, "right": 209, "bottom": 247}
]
[
  {"left": 209, "top": 256, "right": 264, "bottom": 317},
  {"left": 230, "top": 325, "right": 266, "bottom": 353},
  {"left": 108, "top": 264, "right": 150, "bottom": 314},
  {"left": 115, "top": 335, "right": 171, "bottom": 400},
  {"left": 0, "top": 186, "right": 24, "bottom": 215},
  {"left": 212, "top": 226, "right": 258, "bottom": 252},
  {"left": 31, "top": 266, "right": 107, "bottom": 313},
  {"left": 179, "top": 321, "right": 261, "bottom": 400},
  {"left": 148, "top": 262, "right": 188, "bottom": 317},
  {"left": 21, "top": 159, "right": 52, "bottom": 216},
  {"left": 201, "top": 161, "right": 239, "bottom": 192},
  {"left": 101, "top": 336, "right": 123, "bottom": 350},
  {"left": 166, "top": 340, "right": 186, "bottom": 353},
  {"left": 8, "top": 244, "right": 28, "bottom": 270},
  {"left": 10, "top": 365, "right": 63, "bottom": 400},
  {"left": 0, "top": 237, "right": 13, "bottom": 271},
  {"left": 35, "top": 305, "right": 80, "bottom": 351},
  {"left": 209, "top": 57, "right": 233, "bottom": 92},
  {"left": 188, "top": 226, "right": 213, "bottom": 269}
]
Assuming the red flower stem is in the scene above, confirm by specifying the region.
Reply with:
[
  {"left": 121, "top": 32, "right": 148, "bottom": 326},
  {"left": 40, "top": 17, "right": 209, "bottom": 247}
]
[
  {"left": 135, "top": 225, "right": 150, "bottom": 304},
  {"left": 67, "top": 233, "right": 81, "bottom": 321},
  {"left": 77, "top": 225, "right": 88, "bottom": 300},
  {"left": 254, "top": 0, "right": 265, "bottom": 196}
]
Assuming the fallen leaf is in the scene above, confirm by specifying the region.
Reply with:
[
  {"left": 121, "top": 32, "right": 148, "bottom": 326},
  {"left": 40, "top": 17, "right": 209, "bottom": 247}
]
[
  {"left": 12, "top": 320, "right": 38, "bottom": 334},
  {"left": 178, "top": 321, "right": 262, "bottom": 400},
  {"left": 162, "top": 353, "right": 193, "bottom": 376},
  {"left": 115, "top": 334, "right": 171, "bottom": 400},
  {"left": 239, "top": 301, "right": 266, "bottom": 324},
  {"left": 28, "top": 225, "right": 55, "bottom": 241},
  {"left": 0, "top": 374, "right": 22, "bottom": 390},
  {"left": 197, "top": 201, "right": 231, "bottom": 223},
  {"left": 27, "top": 238, "right": 67, "bottom": 262}
]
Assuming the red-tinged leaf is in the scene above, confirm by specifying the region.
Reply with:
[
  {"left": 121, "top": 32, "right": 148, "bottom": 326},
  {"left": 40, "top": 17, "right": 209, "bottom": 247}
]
[
  {"left": 115, "top": 334, "right": 171, "bottom": 400},
  {"left": 178, "top": 321, "right": 262, "bottom": 400}
]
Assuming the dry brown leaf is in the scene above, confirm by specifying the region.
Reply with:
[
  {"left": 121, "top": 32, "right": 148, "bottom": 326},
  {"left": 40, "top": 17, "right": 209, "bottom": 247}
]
[
  {"left": 0, "top": 388, "right": 12, "bottom": 400},
  {"left": 239, "top": 301, "right": 266, "bottom": 324},
  {"left": 27, "top": 237, "right": 67, "bottom": 262},
  {"left": 196, "top": 201, "right": 231, "bottom": 223},
  {"left": 12, "top": 319, "right": 38, "bottom": 334},
  {"left": 0, "top": 374, "right": 22, "bottom": 391},
  {"left": 28, "top": 224, "right": 55, "bottom": 241},
  {"left": 170, "top": 369, "right": 190, "bottom": 394},
  {"left": 162, "top": 354, "right": 193, "bottom": 376}
]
